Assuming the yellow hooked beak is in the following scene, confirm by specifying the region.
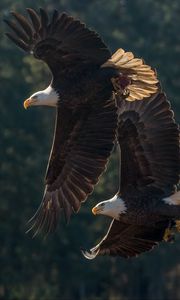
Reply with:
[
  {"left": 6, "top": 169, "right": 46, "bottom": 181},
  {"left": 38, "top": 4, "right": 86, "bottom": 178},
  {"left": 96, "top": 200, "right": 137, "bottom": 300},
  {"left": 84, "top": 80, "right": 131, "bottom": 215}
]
[
  {"left": 92, "top": 206, "right": 100, "bottom": 215},
  {"left": 23, "top": 98, "right": 36, "bottom": 109}
]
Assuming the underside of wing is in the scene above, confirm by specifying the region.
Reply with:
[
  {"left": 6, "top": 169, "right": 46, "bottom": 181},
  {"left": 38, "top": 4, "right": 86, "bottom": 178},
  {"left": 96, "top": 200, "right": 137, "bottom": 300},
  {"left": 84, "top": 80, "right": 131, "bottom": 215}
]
[
  {"left": 102, "top": 48, "right": 159, "bottom": 101},
  {"left": 4, "top": 8, "right": 111, "bottom": 73},
  {"left": 82, "top": 219, "right": 170, "bottom": 259},
  {"left": 28, "top": 97, "right": 117, "bottom": 235},
  {"left": 117, "top": 92, "right": 180, "bottom": 195}
]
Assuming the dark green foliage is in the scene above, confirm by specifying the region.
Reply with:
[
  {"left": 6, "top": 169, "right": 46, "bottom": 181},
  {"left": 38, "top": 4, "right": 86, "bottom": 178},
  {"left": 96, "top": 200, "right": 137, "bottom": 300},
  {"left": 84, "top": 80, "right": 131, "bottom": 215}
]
[{"left": 0, "top": 0, "right": 179, "bottom": 299}]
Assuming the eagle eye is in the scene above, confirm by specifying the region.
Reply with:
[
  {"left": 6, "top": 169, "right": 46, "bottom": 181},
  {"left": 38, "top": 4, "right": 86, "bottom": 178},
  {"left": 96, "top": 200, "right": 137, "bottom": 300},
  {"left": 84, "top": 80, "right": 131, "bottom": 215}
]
[{"left": 31, "top": 95, "right": 38, "bottom": 100}]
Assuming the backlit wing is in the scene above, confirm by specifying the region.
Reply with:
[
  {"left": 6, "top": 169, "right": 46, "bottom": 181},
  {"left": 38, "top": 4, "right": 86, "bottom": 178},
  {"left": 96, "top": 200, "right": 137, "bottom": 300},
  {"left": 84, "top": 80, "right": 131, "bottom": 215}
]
[
  {"left": 102, "top": 48, "right": 158, "bottom": 101},
  {"left": 117, "top": 92, "right": 180, "bottom": 195},
  {"left": 4, "top": 8, "right": 111, "bottom": 75},
  {"left": 28, "top": 96, "right": 117, "bottom": 235},
  {"left": 82, "top": 219, "right": 169, "bottom": 259}
]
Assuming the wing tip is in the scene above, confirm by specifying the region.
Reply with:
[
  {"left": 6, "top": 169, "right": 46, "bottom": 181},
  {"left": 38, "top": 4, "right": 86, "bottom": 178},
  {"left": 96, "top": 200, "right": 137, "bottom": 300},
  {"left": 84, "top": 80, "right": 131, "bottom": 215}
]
[
  {"left": 81, "top": 249, "right": 96, "bottom": 260},
  {"left": 81, "top": 247, "right": 99, "bottom": 259},
  {"left": 25, "top": 198, "right": 62, "bottom": 237}
]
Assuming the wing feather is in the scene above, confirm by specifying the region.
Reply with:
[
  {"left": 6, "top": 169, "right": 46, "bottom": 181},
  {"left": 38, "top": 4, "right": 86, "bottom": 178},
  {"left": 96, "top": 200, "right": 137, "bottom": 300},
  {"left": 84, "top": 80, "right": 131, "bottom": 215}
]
[
  {"left": 5, "top": 9, "right": 111, "bottom": 74},
  {"left": 28, "top": 97, "right": 117, "bottom": 234},
  {"left": 117, "top": 92, "right": 179, "bottom": 195},
  {"left": 102, "top": 48, "right": 158, "bottom": 101},
  {"left": 26, "top": 8, "right": 41, "bottom": 32},
  {"left": 10, "top": 11, "right": 33, "bottom": 38},
  {"left": 82, "top": 220, "right": 170, "bottom": 259},
  {"left": 4, "top": 19, "right": 30, "bottom": 42},
  {"left": 5, "top": 32, "right": 29, "bottom": 51}
]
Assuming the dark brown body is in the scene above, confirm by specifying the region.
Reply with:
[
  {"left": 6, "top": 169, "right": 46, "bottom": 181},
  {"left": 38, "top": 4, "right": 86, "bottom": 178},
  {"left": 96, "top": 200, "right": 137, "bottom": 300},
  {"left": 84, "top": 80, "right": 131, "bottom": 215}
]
[
  {"left": 52, "top": 66, "right": 118, "bottom": 108},
  {"left": 120, "top": 188, "right": 180, "bottom": 226}
]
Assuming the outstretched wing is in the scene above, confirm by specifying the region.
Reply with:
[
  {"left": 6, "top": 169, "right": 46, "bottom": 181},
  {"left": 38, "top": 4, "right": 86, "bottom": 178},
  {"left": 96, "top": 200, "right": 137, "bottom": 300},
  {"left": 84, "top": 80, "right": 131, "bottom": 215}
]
[
  {"left": 82, "top": 219, "right": 169, "bottom": 259},
  {"left": 4, "top": 8, "right": 111, "bottom": 75},
  {"left": 28, "top": 97, "right": 117, "bottom": 235},
  {"left": 117, "top": 92, "right": 180, "bottom": 195},
  {"left": 5, "top": 8, "right": 115, "bottom": 235}
]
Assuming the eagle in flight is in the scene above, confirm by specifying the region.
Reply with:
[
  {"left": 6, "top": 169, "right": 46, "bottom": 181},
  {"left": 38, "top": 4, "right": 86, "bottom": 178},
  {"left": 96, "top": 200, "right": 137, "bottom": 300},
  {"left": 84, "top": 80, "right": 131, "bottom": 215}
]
[
  {"left": 83, "top": 92, "right": 180, "bottom": 259},
  {"left": 5, "top": 8, "right": 168, "bottom": 238}
]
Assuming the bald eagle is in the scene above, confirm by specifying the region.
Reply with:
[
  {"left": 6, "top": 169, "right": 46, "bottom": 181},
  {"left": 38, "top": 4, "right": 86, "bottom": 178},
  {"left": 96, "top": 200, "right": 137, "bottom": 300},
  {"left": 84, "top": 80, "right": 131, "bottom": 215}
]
[
  {"left": 83, "top": 92, "right": 180, "bottom": 259},
  {"left": 4, "top": 8, "right": 159, "bottom": 235}
]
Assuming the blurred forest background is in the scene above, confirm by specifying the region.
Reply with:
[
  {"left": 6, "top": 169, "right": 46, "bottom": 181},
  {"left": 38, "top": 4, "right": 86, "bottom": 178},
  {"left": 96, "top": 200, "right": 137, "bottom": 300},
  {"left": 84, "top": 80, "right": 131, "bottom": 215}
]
[{"left": 0, "top": 0, "right": 180, "bottom": 299}]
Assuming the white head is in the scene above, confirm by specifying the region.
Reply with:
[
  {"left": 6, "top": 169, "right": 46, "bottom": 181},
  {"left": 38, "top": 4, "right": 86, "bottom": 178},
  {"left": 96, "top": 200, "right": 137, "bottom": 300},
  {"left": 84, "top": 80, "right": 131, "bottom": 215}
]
[
  {"left": 92, "top": 194, "right": 127, "bottom": 220},
  {"left": 23, "top": 86, "right": 59, "bottom": 109}
]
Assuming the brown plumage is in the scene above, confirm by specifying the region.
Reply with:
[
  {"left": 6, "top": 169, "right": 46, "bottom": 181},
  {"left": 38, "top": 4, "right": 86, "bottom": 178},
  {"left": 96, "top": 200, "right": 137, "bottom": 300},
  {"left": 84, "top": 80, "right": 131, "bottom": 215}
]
[
  {"left": 83, "top": 92, "right": 180, "bottom": 259},
  {"left": 4, "top": 8, "right": 159, "bottom": 235},
  {"left": 118, "top": 92, "right": 179, "bottom": 194},
  {"left": 82, "top": 219, "right": 174, "bottom": 258},
  {"left": 28, "top": 97, "right": 117, "bottom": 235}
]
